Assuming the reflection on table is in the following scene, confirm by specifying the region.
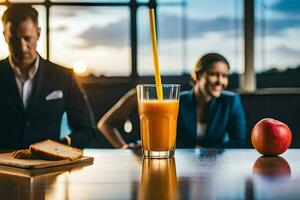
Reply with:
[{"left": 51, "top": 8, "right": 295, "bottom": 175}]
[
  {"left": 0, "top": 172, "right": 62, "bottom": 199},
  {"left": 252, "top": 156, "right": 291, "bottom": 179},
  {"left": 0, "top": 149, "right": 300, "bottom": 199},
  {"left": 138, "top": 158, "right": 178, "bottom": 200}
]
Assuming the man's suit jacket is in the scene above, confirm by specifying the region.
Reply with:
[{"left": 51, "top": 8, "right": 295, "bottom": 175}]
[
  {"left": 0, "top": 57, "right": 96, "bottom": 149},
  {"left": 177, "top": 90, "right": 246, "bottom": 148}
]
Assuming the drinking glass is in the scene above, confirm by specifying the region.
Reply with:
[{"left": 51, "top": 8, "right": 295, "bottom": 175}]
[{"left": 136, "top": 84, "right": 180, "bottom": 158}]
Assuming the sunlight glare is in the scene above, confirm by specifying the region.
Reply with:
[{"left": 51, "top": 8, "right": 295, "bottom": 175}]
[{"left": 73, "top": 60, "right": 88, "bottom": 74}]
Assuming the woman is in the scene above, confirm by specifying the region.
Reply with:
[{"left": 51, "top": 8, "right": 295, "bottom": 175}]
[
  {"left": 99, "top": 53, "right": 246, "bottom": 149},
  {"left": 177, "top": 53, "right": 246, "bottom": 148}
]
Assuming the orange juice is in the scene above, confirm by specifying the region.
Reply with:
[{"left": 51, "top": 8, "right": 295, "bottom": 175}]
[{"left": 138, "top": 100, "right": 179, "bottom": 151}]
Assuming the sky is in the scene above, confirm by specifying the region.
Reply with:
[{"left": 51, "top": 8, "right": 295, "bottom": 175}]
[{"left": 0, "top": 0, "right": 299, "bottom": 76}]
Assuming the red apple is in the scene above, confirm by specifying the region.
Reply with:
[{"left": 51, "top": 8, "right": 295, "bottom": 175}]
[{"left": 251, "top": 118, "right": 292, "bottom": 156}]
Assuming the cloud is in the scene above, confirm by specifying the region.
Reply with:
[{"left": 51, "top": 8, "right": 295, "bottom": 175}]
[
  {"left": 75, "top": 20, "right": 129, "bottom": 48},
  {"left": 159, "top": 15, "right": 238, "bottom": 39},
  {"left": 272, "top": 45, "right": 300, "bottom": 57},
  {"left": 75, "top": 15, "right": 239, "bottom": 48},
  {"left": 52, "top": 25, "right": 68, "bottom": 32},
  {"left": 270, "top": 0, "right": 300, "bottom": 15},
  {"left": 74, "top": 14, "right": 299, "bottom": 48},
  {"left": 159, "top": 15, "right": 299, "bottom": 38},
  {"left": 51, "top": 7, "right": 103, "bottom": 18},
  {"left": 263, "top": 18, "right": 300, "bottom": 35}
]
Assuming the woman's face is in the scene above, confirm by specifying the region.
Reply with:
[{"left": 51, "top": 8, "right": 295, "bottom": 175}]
[{"left": 195, "top": 61, "right": 229, "bottom": 98}]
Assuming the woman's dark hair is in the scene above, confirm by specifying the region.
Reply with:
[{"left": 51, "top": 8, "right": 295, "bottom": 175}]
[
  {"left": 2, "top": 5, "right": 39, "bottom": 26},
  {"left": 191, "top": 53, "right": 230, "bottom": 81}
]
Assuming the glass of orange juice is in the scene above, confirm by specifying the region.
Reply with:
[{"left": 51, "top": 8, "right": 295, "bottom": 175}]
[{"left": 136, "top": 84, "right": 180, "bottom": 158}]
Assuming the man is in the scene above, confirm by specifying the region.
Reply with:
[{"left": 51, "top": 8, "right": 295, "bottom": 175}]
[{"left": 0, "top": 5, "right": 96, "bottom": 149}]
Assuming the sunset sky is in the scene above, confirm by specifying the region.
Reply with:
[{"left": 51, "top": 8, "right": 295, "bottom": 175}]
[{"left": 0, "top": 0, "right": 299, "bottom": 76}]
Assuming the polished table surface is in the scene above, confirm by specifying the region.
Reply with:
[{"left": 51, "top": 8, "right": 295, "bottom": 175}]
[{"left": 1, "top": 149, "right": 300, "bottom": 200}]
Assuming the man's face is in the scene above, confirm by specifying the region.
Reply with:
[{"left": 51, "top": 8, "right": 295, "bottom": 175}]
[{"left": 3, "top": 18, "right": 40, "bottom": 67}]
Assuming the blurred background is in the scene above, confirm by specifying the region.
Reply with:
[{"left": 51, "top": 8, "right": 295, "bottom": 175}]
[{"left": 1, "top": 0, "right": 299, "bottom": 148}]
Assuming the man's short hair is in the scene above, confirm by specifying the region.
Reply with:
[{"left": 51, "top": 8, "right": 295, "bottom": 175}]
[{"left": 2, "top": 5, "right": 39, "bottom": 26}]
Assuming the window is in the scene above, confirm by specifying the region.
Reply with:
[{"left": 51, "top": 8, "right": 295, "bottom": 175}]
[
  {"left": 1, "top": 0, "right": 299, "bottom": 88},
  {"left": 50, "top": 6, "right": 130, "bottom": 76},
  {"left": 184, "top": 0, "right": 243, "bottom": 74},
  {"left": 255, "top": 0, "right": 300, "bottom": 87},
  {"left": 137, "top": 6, "right": 185, "bottom": 75},
  {"left": 137, "top": 0, "right": 244, "bottom": 76},
  {"left": 255, "top": 0, "right": 300, "bottom": 72}
]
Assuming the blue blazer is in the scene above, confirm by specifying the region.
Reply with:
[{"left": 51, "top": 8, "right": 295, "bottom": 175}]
[{"left": 177, "top": 90, "right": 246, "bottom": 148}]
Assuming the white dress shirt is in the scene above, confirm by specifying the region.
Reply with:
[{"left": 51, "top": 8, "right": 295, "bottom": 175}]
[
  {"left": 9, "top": 56, "right": 39, "bottom": 110},
  {"left": 197, "top": 122, "right": 207, "bottom": 141}
]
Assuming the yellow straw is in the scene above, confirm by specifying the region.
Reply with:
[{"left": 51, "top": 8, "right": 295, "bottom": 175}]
[{"left": 149, "top": 8, "right": 163, "bottom": 100}]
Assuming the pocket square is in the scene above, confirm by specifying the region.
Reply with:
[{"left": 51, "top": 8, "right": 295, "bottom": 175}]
[{"left": 45, "top": 90, "right": 63, "bottom": 101}]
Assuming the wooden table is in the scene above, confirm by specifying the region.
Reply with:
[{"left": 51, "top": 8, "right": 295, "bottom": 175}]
[{"left": 0, "top": 149, "right": 300, "bottom": 200}]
